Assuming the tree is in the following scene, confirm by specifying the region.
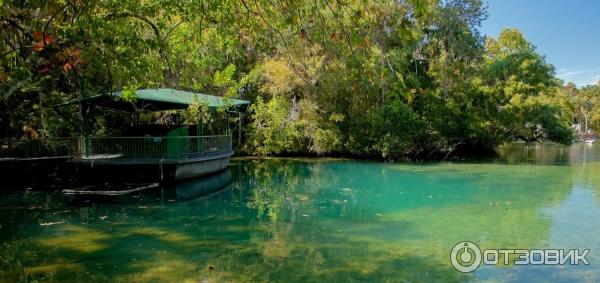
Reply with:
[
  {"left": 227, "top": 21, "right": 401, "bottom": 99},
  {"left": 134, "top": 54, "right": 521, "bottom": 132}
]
[
  {"left": 480, "top": 29, "right": 572, "bottom": 143},
  {"left": 572, "top": 85, "right": 600, "bottom": 135},
  {"left": 0, "top": 0, "right": 577, "bottom": 159}
]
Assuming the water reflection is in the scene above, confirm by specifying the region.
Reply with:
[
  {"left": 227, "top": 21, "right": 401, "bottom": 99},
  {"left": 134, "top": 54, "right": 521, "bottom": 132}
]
[
  {"left": 494, "top": 142, "right": 600, "bottom": 165},
  {"left": 174, "top": 170, "right": 233, "bottom": 202},
  {"left": 0, "top": 144, "right": 599, "bottom": 282},
  {"left": 62, "top": 170, "right": 234, "bottom": 205}
]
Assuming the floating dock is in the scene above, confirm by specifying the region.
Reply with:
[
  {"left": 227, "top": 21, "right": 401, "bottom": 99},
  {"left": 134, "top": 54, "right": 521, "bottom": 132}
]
[{"left": 0, "top": 135, "right": 234, "bottom": 187}]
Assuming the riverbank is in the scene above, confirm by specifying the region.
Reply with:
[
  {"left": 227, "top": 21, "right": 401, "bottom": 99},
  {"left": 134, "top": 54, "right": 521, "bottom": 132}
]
[{"left": 234, "top": 141, "right": 579, "bottom": 163}]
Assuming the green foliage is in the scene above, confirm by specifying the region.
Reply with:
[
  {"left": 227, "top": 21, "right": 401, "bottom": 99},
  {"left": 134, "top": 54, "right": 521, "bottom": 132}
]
[
  {"left": 184, "top": 99, "right": 211, "bottom": 126},
  {"left": 369, "top": 101, "right": 422, "bottom": 159},
  {"left": 121, "top": 86, "right": 137, "bottom": 102},
  {"left": 213, "top": 64, "right": 236, "bottom": 88},
  {"left": 566, "top": 82, "right": 600, "bottom": 136},
  {"left": 0, "top": 0, "right": 578, "bottom": 159},
  {"left": 246, "top": 96, "right": 301, "bottom": 155},
  {"left": 480, "top": 29, "right": 571, "bottom": 144}
]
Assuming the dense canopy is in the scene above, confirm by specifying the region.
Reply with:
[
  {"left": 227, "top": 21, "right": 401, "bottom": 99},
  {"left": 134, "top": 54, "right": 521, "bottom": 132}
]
[{"left": 1, "top": 0, "right": 597, "bottom": 159}]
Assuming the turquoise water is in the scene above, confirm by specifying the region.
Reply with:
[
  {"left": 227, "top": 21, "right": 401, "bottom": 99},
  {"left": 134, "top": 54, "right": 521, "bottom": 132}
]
[{"left": 1, "top": 143, "right": 599, "bottom": 282}]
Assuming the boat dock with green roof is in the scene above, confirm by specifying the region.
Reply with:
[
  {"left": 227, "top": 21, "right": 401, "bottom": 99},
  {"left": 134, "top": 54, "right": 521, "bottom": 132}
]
[{"left": 0, "top": 88, "right": 250, "bottom": 188}]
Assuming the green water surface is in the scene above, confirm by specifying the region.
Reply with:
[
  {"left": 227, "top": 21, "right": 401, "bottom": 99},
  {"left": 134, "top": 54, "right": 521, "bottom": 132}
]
[{"left": 1, "top": 143, "right": 600, "bottom": 282}]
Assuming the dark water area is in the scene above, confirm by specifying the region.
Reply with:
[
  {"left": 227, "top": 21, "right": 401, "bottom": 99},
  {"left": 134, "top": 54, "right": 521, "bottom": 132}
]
[{"left": 0, "top": 143, "right": 599, "bottom": 282}]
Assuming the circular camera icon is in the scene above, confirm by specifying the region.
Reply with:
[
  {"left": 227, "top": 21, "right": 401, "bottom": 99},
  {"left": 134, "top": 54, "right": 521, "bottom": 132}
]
[{"left": 450, "top": 241, "right": 482, "bottom": 273}]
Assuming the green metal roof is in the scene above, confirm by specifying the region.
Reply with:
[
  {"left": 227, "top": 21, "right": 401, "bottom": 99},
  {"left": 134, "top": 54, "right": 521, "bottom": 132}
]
[
  {"left": 63, "top": 88, "right": 250, "bottom": 112},
  {"left": 112, "top": 88, "right": 250, "bottom": 108}
]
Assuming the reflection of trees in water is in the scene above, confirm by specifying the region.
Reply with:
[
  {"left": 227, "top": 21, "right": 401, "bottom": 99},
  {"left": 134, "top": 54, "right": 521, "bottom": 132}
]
[
  {"left": 495, "top": 142, "right": 600, "bottom": 166},
  {"left": 496, "top": 142, "right": 573, "bottom": 164},
  {"left": 217, "top": 165, "right": 468, "bottom": 281},
  {"left": 0, "top": 157, "right": 589, "bottom": 282},
  {"left": 232, "top": 159, "right": 576, "bottom": 281}
]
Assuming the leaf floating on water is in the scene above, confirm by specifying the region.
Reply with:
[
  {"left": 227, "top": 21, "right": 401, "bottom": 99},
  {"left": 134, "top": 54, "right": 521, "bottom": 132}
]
[{"left": 40, "top": 221, "right": 65, "bottom": 226}]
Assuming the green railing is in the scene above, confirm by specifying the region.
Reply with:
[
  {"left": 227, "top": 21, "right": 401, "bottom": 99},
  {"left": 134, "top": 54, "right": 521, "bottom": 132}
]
[
  {"left": 82, "top": 135, "right": 232, "bottom": 159},
  {"left": 0, "top": 135, "right": 232, "bottom": 160}
]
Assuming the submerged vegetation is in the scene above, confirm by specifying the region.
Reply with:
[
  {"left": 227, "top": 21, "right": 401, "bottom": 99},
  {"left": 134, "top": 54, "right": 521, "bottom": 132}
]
[
  {"left": 1, "top": 0, "right": 599, "bottom": 159},
  {"left": 1, "top": 144, "right": 600, "bottom": 282}
]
